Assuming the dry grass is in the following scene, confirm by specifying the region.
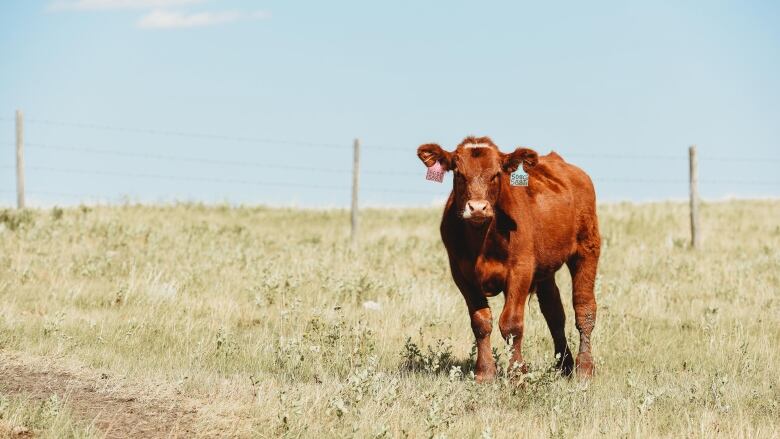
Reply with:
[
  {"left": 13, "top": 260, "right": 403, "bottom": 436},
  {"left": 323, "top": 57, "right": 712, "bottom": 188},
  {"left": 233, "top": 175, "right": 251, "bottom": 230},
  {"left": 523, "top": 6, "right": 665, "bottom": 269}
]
[
  {"left": 0, "top": 392, "right": 93, "bottom": 438},
  {"left": 0, "top": 200, "right": 778, "bottom": 438}
]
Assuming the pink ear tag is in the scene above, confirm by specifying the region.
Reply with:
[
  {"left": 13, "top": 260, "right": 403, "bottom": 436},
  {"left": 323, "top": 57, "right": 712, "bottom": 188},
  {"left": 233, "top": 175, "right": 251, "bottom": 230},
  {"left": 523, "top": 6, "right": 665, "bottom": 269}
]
[{"left": 425, "top": 161, "right": 445, "bottom": 183}]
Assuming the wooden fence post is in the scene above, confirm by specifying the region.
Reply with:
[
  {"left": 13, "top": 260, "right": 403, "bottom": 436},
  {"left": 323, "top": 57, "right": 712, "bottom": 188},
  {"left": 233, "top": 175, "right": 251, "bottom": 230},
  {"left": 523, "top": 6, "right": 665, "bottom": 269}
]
[
  {"left": 689, "top": 145, "right": 699, "bottom": 249},
  {"left": 16, "top": 110, "right": 25, "bottom": 209},
  {"left": 350, "top": 138, "right": 360, "bottom": 244}
]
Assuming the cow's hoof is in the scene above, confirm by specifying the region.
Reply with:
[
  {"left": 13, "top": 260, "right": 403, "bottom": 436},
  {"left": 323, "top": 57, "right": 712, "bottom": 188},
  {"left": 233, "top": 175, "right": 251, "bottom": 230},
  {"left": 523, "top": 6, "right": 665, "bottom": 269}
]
[
  {"left": 475, "top": 367, "right": 497, "bottom": 383},
  {"left": 575, "top": 352, "right": 595, "bottom": 378},
  {"left": 559, "top": 355, "right": 575, "bottom": 377}
]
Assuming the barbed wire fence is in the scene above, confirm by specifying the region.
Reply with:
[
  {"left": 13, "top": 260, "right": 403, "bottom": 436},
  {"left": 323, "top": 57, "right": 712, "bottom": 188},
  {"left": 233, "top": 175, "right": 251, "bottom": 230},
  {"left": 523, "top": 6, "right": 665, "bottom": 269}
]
[{"left": 2, "top": 111, "right": 778, "bottom": 247}]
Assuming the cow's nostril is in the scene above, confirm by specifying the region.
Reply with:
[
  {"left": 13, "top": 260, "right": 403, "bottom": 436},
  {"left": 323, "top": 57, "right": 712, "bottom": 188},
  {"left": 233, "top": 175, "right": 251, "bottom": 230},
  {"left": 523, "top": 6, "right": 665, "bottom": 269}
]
[
  {"left": 466, "top": 202, "right": 474, "bottom": 212},
  {"left": 481, "top": 204, "right": 487, "bottom": 211}
]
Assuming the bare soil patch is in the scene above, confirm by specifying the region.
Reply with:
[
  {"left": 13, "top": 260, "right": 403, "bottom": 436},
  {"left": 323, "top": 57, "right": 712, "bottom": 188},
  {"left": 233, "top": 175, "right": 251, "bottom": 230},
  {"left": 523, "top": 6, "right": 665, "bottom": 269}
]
[{"left": 0, "top": 352, "right": 212, "bottom": 438}]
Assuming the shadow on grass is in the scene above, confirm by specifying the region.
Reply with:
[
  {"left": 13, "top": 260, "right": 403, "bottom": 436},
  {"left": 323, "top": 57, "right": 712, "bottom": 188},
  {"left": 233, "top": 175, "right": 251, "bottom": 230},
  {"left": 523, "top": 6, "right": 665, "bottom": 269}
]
[
  {"left": 398, "top": 336, "right": 571, "bottom": 384},
  {"left": 398, "top": 337, "right": 477, "bottom": 376}
]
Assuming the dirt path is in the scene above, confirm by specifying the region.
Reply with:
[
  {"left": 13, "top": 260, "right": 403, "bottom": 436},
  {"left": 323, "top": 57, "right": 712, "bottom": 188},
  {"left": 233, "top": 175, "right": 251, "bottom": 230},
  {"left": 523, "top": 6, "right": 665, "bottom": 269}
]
[{"left": 0, "top": 352, "right": 214, "bottom": 438}]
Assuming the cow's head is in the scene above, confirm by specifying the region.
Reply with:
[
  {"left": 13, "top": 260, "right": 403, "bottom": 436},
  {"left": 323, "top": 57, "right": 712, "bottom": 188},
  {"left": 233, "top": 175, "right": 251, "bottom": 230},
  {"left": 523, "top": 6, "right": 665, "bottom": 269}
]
[{"left": 417, "top": 136, "right": 538, "bottom": 226}]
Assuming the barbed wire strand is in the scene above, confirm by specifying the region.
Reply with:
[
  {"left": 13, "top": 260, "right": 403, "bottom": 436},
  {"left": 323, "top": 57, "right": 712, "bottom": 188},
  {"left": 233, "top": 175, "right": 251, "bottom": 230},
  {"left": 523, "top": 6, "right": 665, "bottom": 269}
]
[
  {"left": 0, "top": 165, "right": 444, "bottom": 195},
  {"left": 22, "top": 142, "right": 420, "bottom": 176},
  {"left": 1, "top": 164, "right": 778, "bottom": 202},
  {"left": 15, "top": 118, "right": 352, "bottom": 150},
  {"left": 0, "top": 116, "right": 777, "bottom": 161},
  {"left": 7, "top": 141, "right": 780, "bottom": 179},
  {"left": 22, "top": 140, "right": 688, "bottom": 161}
]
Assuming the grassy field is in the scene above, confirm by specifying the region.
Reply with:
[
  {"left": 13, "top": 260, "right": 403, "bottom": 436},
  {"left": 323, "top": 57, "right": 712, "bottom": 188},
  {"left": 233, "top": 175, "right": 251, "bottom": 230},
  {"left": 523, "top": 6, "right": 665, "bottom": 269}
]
[
  {"left": 0, "top": 200, "right": 778, "bottom": 438},
  {"left": 0, "top": 393, "right": 94, "bottom": 438}
]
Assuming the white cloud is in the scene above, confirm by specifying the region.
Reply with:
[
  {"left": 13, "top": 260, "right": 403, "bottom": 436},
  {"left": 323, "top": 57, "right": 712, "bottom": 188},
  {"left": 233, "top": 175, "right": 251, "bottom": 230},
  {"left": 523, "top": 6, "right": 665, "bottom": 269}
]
[
  {"left": 137, "top": 9, "right": 269, "bottom": 29},
  {"left": 47, "top": 0, "right": 270, "bottom": 30},
  {"left": 48, "top": 0, "right": 203, "bottom": 11}
]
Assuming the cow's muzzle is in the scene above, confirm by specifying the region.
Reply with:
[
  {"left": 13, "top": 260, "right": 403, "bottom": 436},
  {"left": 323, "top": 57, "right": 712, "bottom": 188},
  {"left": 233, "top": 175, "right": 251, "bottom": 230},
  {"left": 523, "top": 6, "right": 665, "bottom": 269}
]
[{"left": 463, "top": 200, "right": 493, "bottom": 225}]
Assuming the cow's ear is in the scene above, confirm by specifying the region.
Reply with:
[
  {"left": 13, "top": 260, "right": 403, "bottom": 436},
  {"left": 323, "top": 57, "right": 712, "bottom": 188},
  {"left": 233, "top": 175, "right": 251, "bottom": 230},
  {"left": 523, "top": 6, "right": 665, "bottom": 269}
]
[
  {"left": 502, "top": 147, "right": 539, "bottom": 173},
  {"left": 417, "top": 143, "right": 454, "bottom": 170}
]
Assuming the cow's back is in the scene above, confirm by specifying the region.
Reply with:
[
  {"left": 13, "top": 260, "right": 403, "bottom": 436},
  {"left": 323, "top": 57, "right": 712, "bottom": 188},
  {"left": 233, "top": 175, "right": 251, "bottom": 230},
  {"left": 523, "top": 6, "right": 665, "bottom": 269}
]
[{"left": 510, "top": 152, "right": 599, "bottom": 273}]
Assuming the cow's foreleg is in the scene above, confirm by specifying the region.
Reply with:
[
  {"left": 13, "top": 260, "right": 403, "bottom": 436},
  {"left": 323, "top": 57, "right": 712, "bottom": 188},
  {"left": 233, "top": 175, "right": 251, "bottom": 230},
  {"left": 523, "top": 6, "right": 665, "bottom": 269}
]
[
  {"left": 499, "top": 270, "right": 533, "bottom": 376},
  {"left": 450, "top": 264, "right": 496, "bottom": 382},
  {"left": 567, "top": 253, "right": 599, "bottom": 378},
  {"left": 467, "top": 302, "right": 496, "bottom": 383},
  {"left": 537, "top": 277, "right": 574, "bottom": 376}
]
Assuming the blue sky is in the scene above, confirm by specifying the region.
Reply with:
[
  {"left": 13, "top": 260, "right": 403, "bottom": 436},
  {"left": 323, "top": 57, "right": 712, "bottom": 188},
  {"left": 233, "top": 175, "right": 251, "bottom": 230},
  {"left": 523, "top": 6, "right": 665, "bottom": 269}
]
[{"left": 1, "top": 0, "right": 778, "bottom": 207}]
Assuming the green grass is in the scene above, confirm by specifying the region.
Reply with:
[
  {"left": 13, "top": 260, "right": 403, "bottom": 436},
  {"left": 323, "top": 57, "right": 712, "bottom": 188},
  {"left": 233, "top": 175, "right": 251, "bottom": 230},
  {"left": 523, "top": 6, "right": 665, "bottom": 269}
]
[{"left": 0, "top": 200, "right": 779, "bottom": 437}]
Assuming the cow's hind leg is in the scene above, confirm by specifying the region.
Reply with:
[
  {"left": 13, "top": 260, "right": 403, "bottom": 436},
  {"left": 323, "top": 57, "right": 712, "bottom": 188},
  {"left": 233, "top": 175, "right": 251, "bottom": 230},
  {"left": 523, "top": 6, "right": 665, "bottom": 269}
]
[
  {"left": 567, "top": 253, "right": 599, "bottom": 378},
  {"left": 536, "top": 277, "right": 574, "bottom": 376}
]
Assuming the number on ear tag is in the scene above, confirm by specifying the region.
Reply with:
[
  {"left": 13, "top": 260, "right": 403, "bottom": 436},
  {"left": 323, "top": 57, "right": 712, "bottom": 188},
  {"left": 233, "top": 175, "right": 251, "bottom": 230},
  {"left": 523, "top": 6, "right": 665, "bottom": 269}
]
[
  {"left": 426, "top": 161, "right": 445, "bottom": 183},
  {"left": 510, "top": 168, "right": 528, "bottom": 187}
]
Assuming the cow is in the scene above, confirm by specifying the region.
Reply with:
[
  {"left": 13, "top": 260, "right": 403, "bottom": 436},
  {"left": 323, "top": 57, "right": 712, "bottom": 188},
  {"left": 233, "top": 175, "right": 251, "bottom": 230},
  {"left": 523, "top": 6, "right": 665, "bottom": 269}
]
[{"left": 417, "top": 136, "right": 600, "bottom": 381}]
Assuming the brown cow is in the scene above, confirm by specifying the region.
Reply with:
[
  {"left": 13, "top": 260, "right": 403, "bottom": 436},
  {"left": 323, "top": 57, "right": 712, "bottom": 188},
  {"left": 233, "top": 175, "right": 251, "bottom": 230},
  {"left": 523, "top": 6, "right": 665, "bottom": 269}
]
[{"left": 417, "top": 136, "right": 600, "bottom": 381}]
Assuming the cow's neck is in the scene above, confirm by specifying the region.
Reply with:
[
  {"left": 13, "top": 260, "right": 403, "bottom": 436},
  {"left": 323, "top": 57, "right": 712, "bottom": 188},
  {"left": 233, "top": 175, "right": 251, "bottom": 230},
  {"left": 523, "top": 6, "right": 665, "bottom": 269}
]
[
  {"left": 458, "top": 210, "right": 511, "bottom": 260},
  {"left": 462, "top": 220, "right": 492, "bottom": 253}
]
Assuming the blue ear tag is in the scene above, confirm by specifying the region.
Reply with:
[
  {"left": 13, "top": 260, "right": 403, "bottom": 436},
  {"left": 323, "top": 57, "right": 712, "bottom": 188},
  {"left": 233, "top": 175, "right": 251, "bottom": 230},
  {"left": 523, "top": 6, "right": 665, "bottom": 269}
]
[{"left": 510, "top": 167, "right": 528, "bottom": 187}]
